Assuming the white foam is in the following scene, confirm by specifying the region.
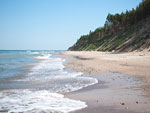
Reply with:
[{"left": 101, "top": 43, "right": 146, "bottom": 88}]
[
  {"left": 26, "top": 51, "right": 40, "bottom": 55},
  {"left": 16, "top": 54, "right": 98, "bottom": 93},
  {"left": 30, "top": 52, "right": 40, "bottom": 54},
  {"left": 35, "top": 54, "right": 52, "bottom": 59},
  {"left": 27, "top": 56, "right": 79, "bottom": 80},
  {"left": 9, "top": 53, "right": 98, "bottom": 112},
  {"left": 30, "top": 57, "right": 65, "bottom": 74},
  {"left": 1, "top": 52, "right": 99, "bottom": 113},
  {"left": 0, "top": 89, "right": 87, "bottom": 113}
]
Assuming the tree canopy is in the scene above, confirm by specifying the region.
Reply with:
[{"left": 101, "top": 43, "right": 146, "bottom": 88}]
[{"left": 105, "top": 0, "right": 150, "bottom": 27}]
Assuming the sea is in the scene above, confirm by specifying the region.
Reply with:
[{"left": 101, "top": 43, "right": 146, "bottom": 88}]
[{"left": 0, "top": 50, "right": 98, "bottom": 113}]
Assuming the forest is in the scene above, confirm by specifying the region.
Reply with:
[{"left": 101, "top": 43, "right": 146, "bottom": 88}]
[{"left": 69, "top": 0, "right": 150, "bottom": 52}]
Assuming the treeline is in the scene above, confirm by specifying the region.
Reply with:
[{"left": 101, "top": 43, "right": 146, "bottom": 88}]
[
  {"left": 105, "top": 0, "right": 150, "bottom": 29},
  {"left": 68, "top": 0, "right": 150, "bottom": 51},
  {"left": 84, "top": 0, "right": 150, "bottom": 35},
  {"left": 79, "top": 0, "right": 150, "bottom": 41}
]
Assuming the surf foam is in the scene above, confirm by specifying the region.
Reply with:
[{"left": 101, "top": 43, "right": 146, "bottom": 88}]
[
  {"left": 16, "top": 55, "right": 98, "bottom": 93},
  {"left": 4, "top": 53, "right": 98, "bottom": 113},
  {"left": 0, "top": 89, "right": 87, "bottom": 113},
  {"left": 34, "top": 54, "right": 52, "bottom": 59}
]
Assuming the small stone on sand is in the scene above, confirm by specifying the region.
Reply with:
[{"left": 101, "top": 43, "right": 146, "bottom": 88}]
[{"left": 121, "top": 103, "right": 125, "bottom": 105}]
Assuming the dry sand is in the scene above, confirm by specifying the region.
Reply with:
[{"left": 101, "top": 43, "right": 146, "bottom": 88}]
[
  {"left": 63, "top": 51, "right": 150, "bottom": 78},
  {"left": 61, "top": 51, "right": 150, "bottom": 113}
]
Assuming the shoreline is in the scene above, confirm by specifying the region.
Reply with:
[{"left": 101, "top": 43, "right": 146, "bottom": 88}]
[
  {"left": 62, "top": 51, "right": 150, "bottom": 78},
  {"left": 61, "top": 51, "right": 150, "bottom": 113}
]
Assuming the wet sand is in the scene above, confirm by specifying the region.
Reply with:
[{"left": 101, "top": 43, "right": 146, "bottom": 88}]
[{"left": 61, "top": 51, "right": 150, "bottom": 113}]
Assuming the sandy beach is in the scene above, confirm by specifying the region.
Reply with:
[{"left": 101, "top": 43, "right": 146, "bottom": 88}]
[{"left": 62, "top": 51, "right": 150, "bottom": 113}]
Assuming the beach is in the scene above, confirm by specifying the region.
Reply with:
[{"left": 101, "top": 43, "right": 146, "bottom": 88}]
[
  {"left": 0, "top": 50, "right": 98, "bottom": 113},
  {"left": 0, "top": 50, "right": 150, "bottom": 113},
  {"left": 62, "top": 51, "right": 150, "bottom": 113},
  {"left": 1, "top": 0, "right": 150, "bottom": 112}
]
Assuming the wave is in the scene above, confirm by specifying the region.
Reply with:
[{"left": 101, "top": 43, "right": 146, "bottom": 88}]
[
  {"left": 16, "top": 55, "right": 98, "bottom": 93},
  {"left": 0, "top": 89, "right": 87, "bottom": 113},
  {"left": 1, "top": 52, "right": 98, "bottom": 113},
  {"left": 29, "top": 52, "right": 40, "bottom": 55},
  {"left": 34, "top": 54, "right": 52, "bottom": 59}
]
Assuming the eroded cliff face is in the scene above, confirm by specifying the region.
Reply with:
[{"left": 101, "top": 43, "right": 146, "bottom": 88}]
[
  {"left": 69, "top": 0, "right": 150, "bottom": 52},
  {"left": 69, "top": 17, "right": 150, "bottom": 52}
]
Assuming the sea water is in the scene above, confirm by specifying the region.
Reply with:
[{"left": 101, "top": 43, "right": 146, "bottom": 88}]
[{"left": 0, "top": 50, "right": 98, "bottom": 113}]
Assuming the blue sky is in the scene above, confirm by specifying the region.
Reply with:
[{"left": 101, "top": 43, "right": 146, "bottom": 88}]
[{"left": 0, "top": 0, "right": 141, "bottom": 50}]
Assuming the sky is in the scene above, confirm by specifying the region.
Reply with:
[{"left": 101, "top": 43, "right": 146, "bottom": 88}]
[{"left": 0, "top": 0, "right": 142, "bottom": 50}]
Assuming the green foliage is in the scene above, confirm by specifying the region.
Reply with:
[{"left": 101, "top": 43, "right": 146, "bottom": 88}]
[
  {"left": 85, "top": 44, "right": 96, "bottom": 50},
  {"left": 106, "top": 0, "right": 150, "bottom": 27},
  {"left": 69, "top": 0, "right": 150, "bottom": 51}
]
